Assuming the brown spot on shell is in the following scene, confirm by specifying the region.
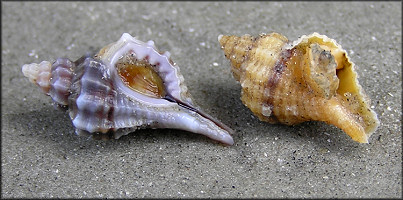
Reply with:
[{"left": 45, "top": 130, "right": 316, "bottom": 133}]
[{"left": 265, "top": 48, "right": 293, "bottom": 122}]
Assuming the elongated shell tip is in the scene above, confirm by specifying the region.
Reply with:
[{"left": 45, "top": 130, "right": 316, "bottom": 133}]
[
  {"left": 22, "top": 61, "right": 52, "bottom": 93},
  {"left": 22, "top": 63, "right": 39, "bottom": 83},
  {"left": 222, "top": 134, "right": 234, "bottom": 145},
  {"left": 361, "top": 136, "right": 369, "bottom": 144}
]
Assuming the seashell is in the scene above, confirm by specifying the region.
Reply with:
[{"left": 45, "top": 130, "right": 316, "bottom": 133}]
[
  {"left": 22, "top": 33, "right": 234, "bottom": 145},
  {"left": 218, "top": 32, "right": 380, "bottom": 143}
]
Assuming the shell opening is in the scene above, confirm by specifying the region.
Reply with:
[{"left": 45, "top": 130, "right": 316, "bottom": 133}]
[
  {"left": 294, "top": 36, "right": 379, "bottom": 142},
  {"left": 97, "top": 35, "right": 184, "bottom": 105},
  {"left": 303, "top": 43, "right": 339, "bottom": 99},
  {"left": 116, "top": 51, "right": 166, "bottom": 98}
]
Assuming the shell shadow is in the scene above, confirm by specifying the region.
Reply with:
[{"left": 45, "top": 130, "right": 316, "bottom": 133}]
[
  {"left": 201, "top": 78, "right": 362, "bottom": 154},
  {"left": 5, "top": 105, "right": 214, "bottom": 152}
]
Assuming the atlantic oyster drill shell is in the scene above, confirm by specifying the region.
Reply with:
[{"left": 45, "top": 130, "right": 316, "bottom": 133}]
[
  {"left": 219, "top": 32, "right": 380, "bottom": 143},
  {"left": 22, "top": 33, "right": 234, "bottom": 145}
]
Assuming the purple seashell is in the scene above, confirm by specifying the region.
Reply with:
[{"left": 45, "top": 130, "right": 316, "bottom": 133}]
[{"left": 22, "top": 33, "right": 234, "bottom": 145}]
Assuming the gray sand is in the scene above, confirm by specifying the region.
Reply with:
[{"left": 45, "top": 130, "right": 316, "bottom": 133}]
[{"left": 2, "top": 1, "right": 401, "bottom": 198}]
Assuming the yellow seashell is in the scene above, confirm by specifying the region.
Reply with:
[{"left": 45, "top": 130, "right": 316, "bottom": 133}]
[{"left": 219, "top": 32, "right": 380, "bottom": 143}]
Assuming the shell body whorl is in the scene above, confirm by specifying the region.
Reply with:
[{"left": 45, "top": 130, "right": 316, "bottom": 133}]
[
  {"left": 22, "top": 33, "right": 234, "bottom": 145},
  {"left": 219, "top": 32, "right": 380, "bottom": 143}
]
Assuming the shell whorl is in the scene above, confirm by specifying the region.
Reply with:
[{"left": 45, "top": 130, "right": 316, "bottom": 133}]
[
  {"left": 219, "top": 33, "right": 290, "bottom": 122},
  {"left": 219, "top": 32, "right": 380, "bottom": 143},
  {"left": 50, "top": 58, "right": 75, "bottom": 106}
]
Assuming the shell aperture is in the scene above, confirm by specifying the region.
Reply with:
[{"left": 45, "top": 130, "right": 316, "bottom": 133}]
[
  {"left": 219, "top": 32, "right": 380, "bottom": 143},
  {"left": 22, "top": 33, "right": 234, "bottom": 145},
  {"left": 116, "top": 52, "right": 166, "bottom": 98}
]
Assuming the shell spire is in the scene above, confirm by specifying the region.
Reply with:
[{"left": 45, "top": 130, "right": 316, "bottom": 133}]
[
  {"left": 22, "top": 33, "right": 234, "bottom": 145},
  {"left": 21, "top": 61, "right": 52, "bottom": 94},
  {"left": 219, "top": 32, "right": 379, "bottom": 143}
]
